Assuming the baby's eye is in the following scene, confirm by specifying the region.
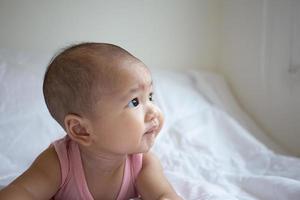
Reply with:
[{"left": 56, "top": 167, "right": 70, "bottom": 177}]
[
  {"left": 128, "top": 98, "right": 139, "bottom": 108},
  {"left": 149, "top": 92, "right": 154, "bottom": 101}
]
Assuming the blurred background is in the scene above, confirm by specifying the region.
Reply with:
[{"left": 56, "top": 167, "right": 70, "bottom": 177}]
[{"left": 0, "top": 0, "right": 299, "bottom": 156}]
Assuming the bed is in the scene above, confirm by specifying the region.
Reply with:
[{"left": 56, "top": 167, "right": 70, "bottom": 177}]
[{"left": 1, "top": 49, "right": 300, "bottom": 200}]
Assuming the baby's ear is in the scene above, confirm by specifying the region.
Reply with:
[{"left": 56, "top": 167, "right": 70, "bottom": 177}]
[{"left": 64, "top": 114, "right": 92, "bottom": 146}]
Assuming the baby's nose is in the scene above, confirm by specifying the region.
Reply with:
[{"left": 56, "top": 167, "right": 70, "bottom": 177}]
[{"left": 145, "top": 106, "right": 158, "bottom": 122}]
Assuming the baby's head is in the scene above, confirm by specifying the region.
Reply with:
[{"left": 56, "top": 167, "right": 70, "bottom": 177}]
[
  {"left": 43, "top": 43, "right": 163, "bottom": 154},
  {"left": 43, "top": 43, "right": 137, "bottom": 127}
]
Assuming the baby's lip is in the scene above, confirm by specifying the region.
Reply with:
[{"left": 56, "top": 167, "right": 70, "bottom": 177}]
[
  {"left": 145, "top": 126, "right": 158, "bottom": 134},
  {"left": 145, "top": 120, "right": 159, "bottom": 134}
]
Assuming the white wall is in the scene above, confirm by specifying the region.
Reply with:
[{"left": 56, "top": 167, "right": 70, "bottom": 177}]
[
  {"left": 0, "top": 0, "right": 220, "bottom": 70},
  {"left": 1, "top": 0, "right": 299, "bottom": 155},
  {"left": 220, "top": 0, "right": 300, "bottom": 156}
]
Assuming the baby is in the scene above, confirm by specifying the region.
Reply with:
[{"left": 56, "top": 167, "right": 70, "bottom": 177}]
[{"left": 0, "top": 43, "right": 182, "bottom": 200}]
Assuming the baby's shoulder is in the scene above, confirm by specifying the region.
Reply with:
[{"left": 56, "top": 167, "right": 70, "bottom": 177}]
[
  {"left": 0, "top": 146, "right": 62, "bottom": 199},
  {"left": 30, "top": 146, "right": 61, "bottom": 182},
  {"left": 35, "top": 146, "right": 60, "bottom": 168},
  {"left": 141, "top": 152, "right": 161, "bottom": 168}
]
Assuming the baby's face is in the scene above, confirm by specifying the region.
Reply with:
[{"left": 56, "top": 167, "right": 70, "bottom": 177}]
[{"left": 87, "top": 60, "right": 164, "bottom": 155}]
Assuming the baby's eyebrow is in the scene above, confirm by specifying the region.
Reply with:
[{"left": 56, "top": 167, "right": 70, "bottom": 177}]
[
  {"left": 128, "top": 81, "right": 153, "bottom": 94},
  {"left": 119, "top": 81, "right": 153, "bottom": 102}
]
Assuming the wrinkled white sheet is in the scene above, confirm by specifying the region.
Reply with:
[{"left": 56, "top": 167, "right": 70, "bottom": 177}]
[
  {"left": 152, "top": 70, "right": 300, "bottom": 200},
  {"left": 154, "top": 108, "right": 300, "bottom": 200},
  {"left": 1, "top": 49, "right": 300, "bottom": 199}
]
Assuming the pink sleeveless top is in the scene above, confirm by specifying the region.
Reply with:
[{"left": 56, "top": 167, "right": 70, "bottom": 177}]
[{"left": 52, "top": 136, "right": 143, "bottom": 200}]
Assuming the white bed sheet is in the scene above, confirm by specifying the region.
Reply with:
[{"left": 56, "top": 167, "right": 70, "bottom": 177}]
[
  {"left": 151, "top": 69, "right": 300, "bottom": 199},
  {"left": 1, "top": 49, "right": 300, "bottom": 199}
]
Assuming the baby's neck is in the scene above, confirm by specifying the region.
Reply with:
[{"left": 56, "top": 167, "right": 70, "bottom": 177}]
[
  {"left": 79, "top": 145, "right": 126, "bottom": 176},
  {"left": 78, "top": 145, "right": 127, "bottom": 199}
]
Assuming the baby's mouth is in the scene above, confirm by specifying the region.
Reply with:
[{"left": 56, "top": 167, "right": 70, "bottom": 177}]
[
  {"left": 145, "top": 120, "right": 159, "bottom": 135},
  {"left": 145, "top": 126, "right": 157, "bottom": 134}
]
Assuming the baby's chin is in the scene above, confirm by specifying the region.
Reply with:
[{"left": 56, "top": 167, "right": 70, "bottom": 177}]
[
  {"left": 129, "top": 132, "right": 157, "bottom": 154},
  {"left": 140, "top": 131, "right": 157, "bottom": 152}
]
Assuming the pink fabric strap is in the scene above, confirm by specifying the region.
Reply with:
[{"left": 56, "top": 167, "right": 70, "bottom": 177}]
[
  {"left": 117, "top": 153, "right": 143, "bottom": 200},
  {"left": 52, "top": 137, "right": 69, "bottom": 188}
]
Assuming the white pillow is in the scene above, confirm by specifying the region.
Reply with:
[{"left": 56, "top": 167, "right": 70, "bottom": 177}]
[{"left": 151, "top": 68, "right": 211, "bottom": 130}]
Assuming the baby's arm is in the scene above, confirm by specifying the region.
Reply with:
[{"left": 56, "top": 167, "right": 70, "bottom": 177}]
[
  {"left": 0, "top": 146, "right": 61, "bottom": 199},
  {"left": 136, "top": 152, "right": 183, "bottom": 200}
]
